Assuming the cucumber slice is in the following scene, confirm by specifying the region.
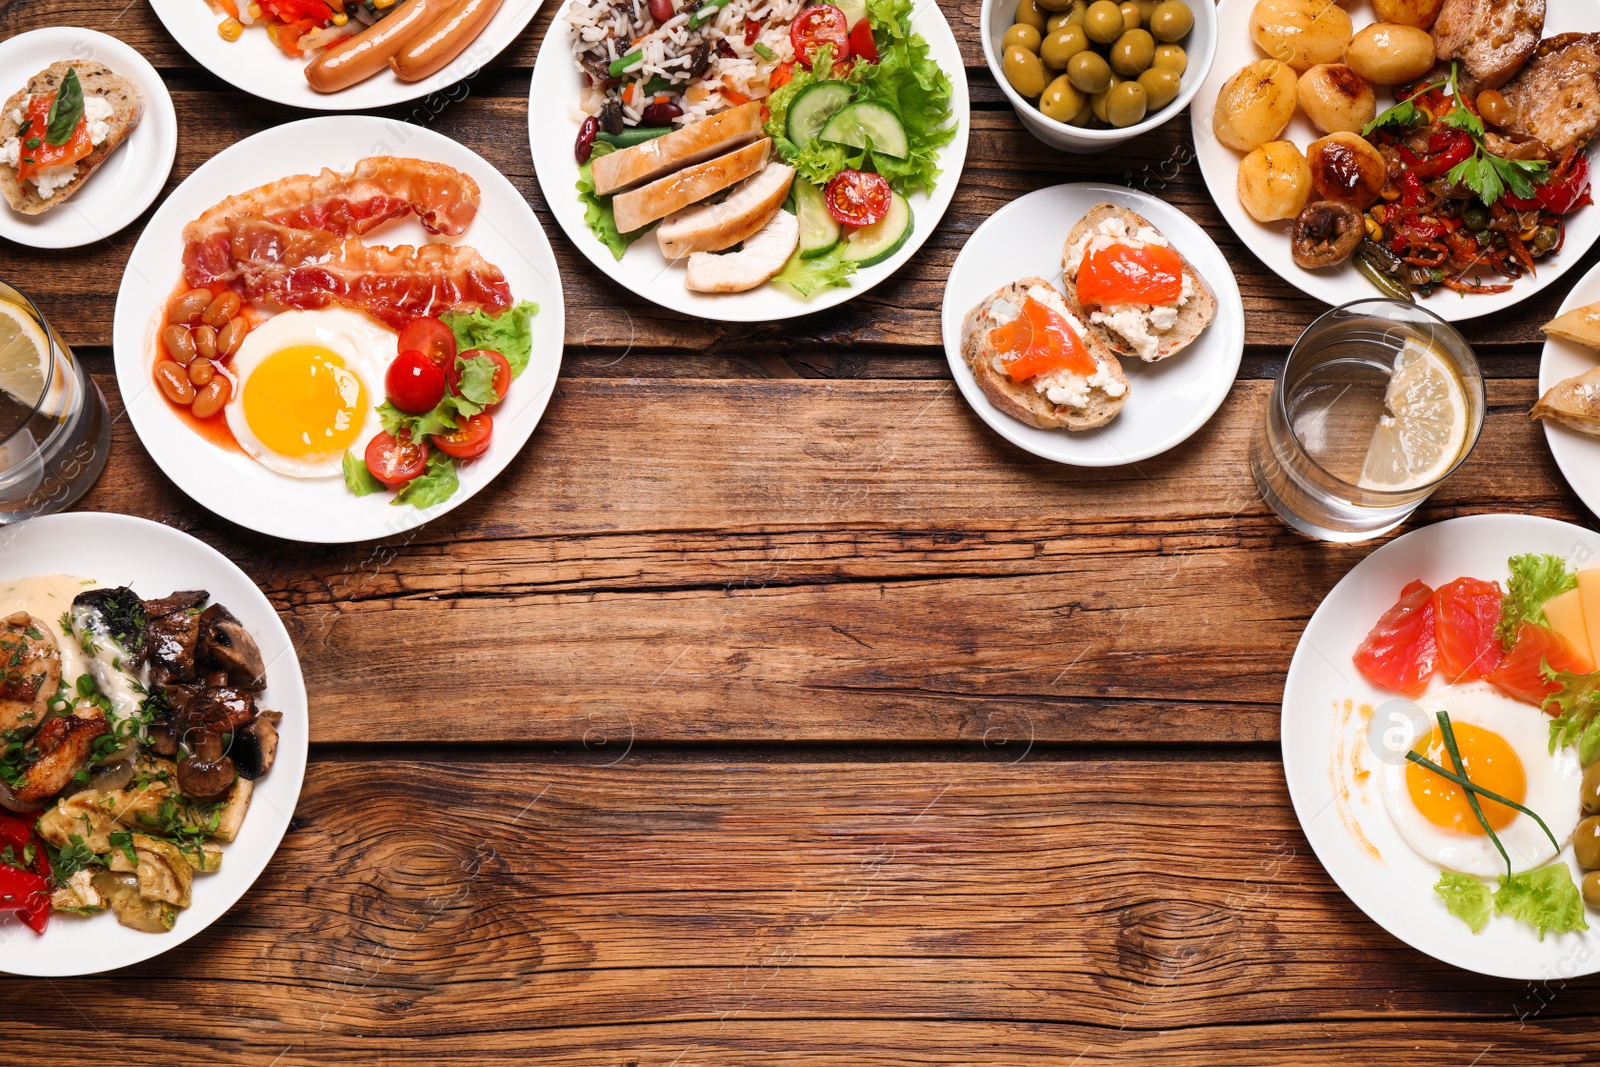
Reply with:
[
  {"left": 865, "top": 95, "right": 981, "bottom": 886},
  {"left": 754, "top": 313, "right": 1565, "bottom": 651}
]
[
  {"left": 793, "top": 179, "right": 842, "bottom": 259},
  {"left": 842, "top": 192, "right": 912, "bottom": 266},
  {"left": 833, "top": 0, "right": 869, "bottom": 30},
  {"left": 819, "top": 101, "right": 909, "bottom": 159},
  {"left": 786, "top": 81, "right": 853, "bottom": 148}
]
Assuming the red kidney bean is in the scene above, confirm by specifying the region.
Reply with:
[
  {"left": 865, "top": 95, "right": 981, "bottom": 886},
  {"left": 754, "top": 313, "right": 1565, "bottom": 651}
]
[
  {"left": 642, "top": 101, "right": 684, "bottom": 127},
  {"left": 574, "top": 115, "right": 598, "bottom": 164},
  {"left": 649, "top": 0, "right": 675, "bottom": 21}
]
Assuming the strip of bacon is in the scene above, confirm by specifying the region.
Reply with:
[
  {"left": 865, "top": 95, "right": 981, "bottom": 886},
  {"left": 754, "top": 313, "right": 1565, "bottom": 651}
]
[
  {"left": 182, "top": 157, "right": 482, "bottom": 252},
  {"left": 185, "top": 217, "right": 511, "bottom": 329}
]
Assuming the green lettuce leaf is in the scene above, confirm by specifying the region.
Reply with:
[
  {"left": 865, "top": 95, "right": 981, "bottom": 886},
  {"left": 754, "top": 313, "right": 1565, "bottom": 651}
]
[
  {"left": 1499, "top": 554, "right": 1578, "bottom": 648},
  {"left": 765, "top": 47, "right": 854, "bottom": 188},
  {"left": 576, "top": 142, "right": 651, "bottom": 262},
  {"left": 342, "top": 451, "right": 385, "bottom": 497},
  {"left": 440, "top": 299, "right": 540, "bottom": 378},
  {"left": 1435, "top": 871, "right": 1493, "bottom": 933},
  {"left": 1494, "top": 864, "right": 1588, "bottom": 940},
  {"left": 1547, "top": 666, "right": 1600, "bottom": 757},
  {"left": 453, "top": 353, "right": 502, "bottom": 410},
  {"left": 378, "top": 399, "right": 460, "bottom": 441},
  {"left": 393, "top": 450, "right": 460, "bottom": 510},
  {"left": 772, "top": 242, "right": 856, "bottom": 297},
  {"left": 852, "top": 0, "right": 956, "bottom": 195}
]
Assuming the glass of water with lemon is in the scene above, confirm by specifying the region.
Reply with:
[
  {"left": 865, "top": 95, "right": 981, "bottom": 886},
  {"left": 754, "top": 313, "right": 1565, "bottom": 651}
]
[
  {"left": 0, "top": 280, "right": 110, "bottom": 522},
  {"left": 1250, "top": 299, "right": 1484, "bottom": 542}
]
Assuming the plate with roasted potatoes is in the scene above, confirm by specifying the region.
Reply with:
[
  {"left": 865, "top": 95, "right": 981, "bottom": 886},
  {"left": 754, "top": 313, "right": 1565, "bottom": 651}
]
[{"left": 1190, "top": 0, "right": 1600, "bottom": 320}]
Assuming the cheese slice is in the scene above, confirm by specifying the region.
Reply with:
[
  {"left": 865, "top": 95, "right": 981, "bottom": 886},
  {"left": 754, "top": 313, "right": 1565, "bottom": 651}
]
[
  {"left": 1544, "top": 587, "right": 1596, "bottom": 674},
  {"left": 1581, "top": 569, "right": 1600, "bottom": 669}
]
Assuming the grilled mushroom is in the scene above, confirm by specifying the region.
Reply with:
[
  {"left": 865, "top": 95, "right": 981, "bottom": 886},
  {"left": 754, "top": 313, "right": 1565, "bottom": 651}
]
[
  {"left": 1292, "top": 200, "right": 1364, "bottom": 269},
  {"left": 71, "top": 587, "right": 149, "bottom": 665},
  {"left": 195, "top": 604, "right": 267, "bottom": 692},
  {"left": 233, "top": 713, "right": 280, "bottom": 780},
  {"left": 180, "top": 686, "right": 255, "bottom": 741},
  {"left": 176, "top": 729, "right": 237, "bottom": 801}
]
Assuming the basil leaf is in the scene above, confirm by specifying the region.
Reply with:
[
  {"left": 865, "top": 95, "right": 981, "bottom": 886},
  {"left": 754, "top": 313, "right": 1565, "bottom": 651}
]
[{"left": 44, "top": 68, "right": 84, "bottom": 147}]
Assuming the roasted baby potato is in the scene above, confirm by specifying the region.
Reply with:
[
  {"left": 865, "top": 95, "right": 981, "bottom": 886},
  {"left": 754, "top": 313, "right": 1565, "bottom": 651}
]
[
  {"left": 1371, "top": 0, "right": 1444, "bottom": 29},
  {"left": 1212, "top": 59, "right": 1299, "bottom": 151},
  {"left": 1297, "top": 63, "right": 1375, "bottom": 134},
  {"left": 1306, "top": 131, "right": 1387, "bottom": 208},
  {"left": 1237, "top": 140, "right": 1313, "bottom": 221},
  {"left": 1344, "top": 23, "right": 1435, "bottom": 84},
  {"left": 1248, "top": 0, "right": 1352, "bottom": 71}
]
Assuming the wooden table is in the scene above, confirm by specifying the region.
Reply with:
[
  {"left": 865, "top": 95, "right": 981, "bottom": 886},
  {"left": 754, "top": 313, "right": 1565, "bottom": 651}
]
[{"left": 4, "top": 2, "right": 1599, "bottom": 1062}]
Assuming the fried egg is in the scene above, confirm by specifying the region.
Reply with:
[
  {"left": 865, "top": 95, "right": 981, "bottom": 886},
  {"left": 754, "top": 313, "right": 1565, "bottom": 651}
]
[
  {"left": 224, "top": 308, "right": 396, "bottom": 478},
  {"left": 1381, "top": 684, "right": 1582, "bottom": 877}
]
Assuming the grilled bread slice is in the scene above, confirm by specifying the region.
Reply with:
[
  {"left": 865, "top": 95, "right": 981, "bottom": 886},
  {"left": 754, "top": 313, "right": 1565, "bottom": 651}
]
[
  {"left": 0, "top": 62, "right": 142, "bottom": 215},
  {"left": 961, "top": 278, "right": 1129, "bottom": 432},
  {"left": 1060, "top": 202, "right": 1215, "bottom": 363}
]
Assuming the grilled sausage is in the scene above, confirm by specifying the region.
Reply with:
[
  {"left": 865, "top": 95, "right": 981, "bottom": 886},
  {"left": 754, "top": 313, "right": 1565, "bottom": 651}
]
[
  {"left": 304, "top": 0, "right": 449, "bottom": 93},
  {"left": 390, "top": 0, "right": 506, "bottom": 82}
]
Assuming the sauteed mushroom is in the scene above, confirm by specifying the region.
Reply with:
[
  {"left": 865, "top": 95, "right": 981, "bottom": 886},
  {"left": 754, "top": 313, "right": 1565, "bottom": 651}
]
[
  {"left": 176, "top": 729, "right": 237, "bottom": 801},
  {"left": 195, "top": 604, "right": 267, "bottom": 691},
  {"left": 1291, "top": 200, "right": 1364, "bottom": 268}
]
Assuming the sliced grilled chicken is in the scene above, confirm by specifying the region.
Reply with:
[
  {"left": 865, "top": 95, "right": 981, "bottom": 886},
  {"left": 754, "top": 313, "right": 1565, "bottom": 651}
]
[
  {"left": 0, "top": 613, "right": 60, "bottom": 736},
  {"left": 612, "top": 139, "right": 771, "bottom": 235},
  {"left": 1431, "top": 0, "right": 1544, "bottom": 92},
  {"left": 591, "top": 102, "right": 765, "bottom": 196},
  {"left": 685, "top": 207, "right": 800, "bottom": 293},
  {"left": 1503, "top": 33, "right": 1600, "bottom": 153},
  {"left": 657, "top": 163, "right": 796, "bottom": 260}
]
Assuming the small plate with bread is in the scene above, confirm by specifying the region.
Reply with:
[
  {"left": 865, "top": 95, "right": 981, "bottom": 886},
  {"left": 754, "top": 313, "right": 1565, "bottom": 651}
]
[
  {"left": 942, "top": 183, "right": 1244, "bottom": 467},
  {"left": 0, "top": 28, "right": 177, "bottom": 250}
]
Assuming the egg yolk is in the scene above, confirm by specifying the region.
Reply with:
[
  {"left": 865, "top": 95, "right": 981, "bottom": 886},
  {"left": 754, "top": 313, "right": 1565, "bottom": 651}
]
[
  {"left": 241, "top": 345, "right": 367, "bottom": 460},
  {"left": 1405, "top": 722, "right": 1526, "bottom": 834}
]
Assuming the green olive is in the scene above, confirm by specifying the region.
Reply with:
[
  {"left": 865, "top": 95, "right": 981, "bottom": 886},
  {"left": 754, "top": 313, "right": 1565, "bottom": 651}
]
[
  {"left": 1084, "top": 0, "right": 1125, "bottom": 44},
  {"left": 1148, "top": 0, "right": 1193, "bottom": 42},
  {"left": 1038, "top": 73, "right": 1088, "bottom": 122},
  {"left": 1577, "top": 816, "right": 1600, "bottom": 870},
  {"left": 1151, "top": 42, "right": 1186, "bottom": 73},
  {"left": 1586, "top": 872, "right": 1600, "bottom": 911},
  {"left": 1046, "top": 0, "right": 1088, "bottom": 27},
  {"left": 1003, "top": 45, "right": 1050, "bottom": 97},
  {"left": 1109, "top": 28, "right": 1155, "bottom": 75},
  {"left": 1041, "top": 24, "right": 1090, "bottom": 68},
  {"left": 1119, "top": 0, "right": 1142, "bottom": 29},
  {"left": 1089, "top": 71, "right": 1124, "bottom": 121},
  {"left": 1067, "top": 48, "right": 1113, "bottom": 93},
  {"left": 1131, "top": 0, "right": 1157, "bottom": 22},
  {"left": 1104, "top": 79, "right": 1147, "bottom": 127},
  {"left": 1035, "top": 0, "right": 1076, "bottom": 13},
  {"left": 1004, "top": 23, "right": 1044, "bottom": 51},
  {"left": 1583, "top": 761, "right": 1600, "bottom": 815},
  {"left": 1014, "top": 0, "right": 1049, "bottom": 31},
  {"left": 1068, "top": 97, "right": 1096, "bottom": 125},
  {"left": 1136, "top": 66, "right": 1181, "bottom": 109}
]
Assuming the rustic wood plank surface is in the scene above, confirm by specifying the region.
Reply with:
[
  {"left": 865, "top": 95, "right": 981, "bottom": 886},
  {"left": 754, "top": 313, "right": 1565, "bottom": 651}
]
[{"left": 1, "top": 0, "right": 1599, "bottom": 1062}]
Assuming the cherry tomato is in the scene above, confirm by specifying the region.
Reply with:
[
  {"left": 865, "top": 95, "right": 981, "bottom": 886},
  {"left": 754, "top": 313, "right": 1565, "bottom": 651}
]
[
  {"left": 848, "top": 18, "right": 878, "bottom": 63},
  {"left": 430, "top": 412, "right": 494, "bottom": 460},
  {"left": 364, "top": 431, "right": 430, "bottom": 488},
  {"left": 790, "top": 4, "right": 850, "bottom": 69},
  {"left": 386, "top": 350, "right": 447, "bottom": 414},
  {"left": 448, "top": 349, "right": 513, "bottom": 407},
  {"left": 398, "top": 317, "right": 457, "bottom": 368},
  {"left": 824, "top": 169, "right": 891, "bottom": 227}
]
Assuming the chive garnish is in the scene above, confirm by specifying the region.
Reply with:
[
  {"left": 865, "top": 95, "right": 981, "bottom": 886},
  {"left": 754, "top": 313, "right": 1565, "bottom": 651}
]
[
  {"left": 1430, "top": 711, "right": 1510, "bottom": 878},
  {"left": 1403, "top": 749, "right": 1560, "bottom": 854}
]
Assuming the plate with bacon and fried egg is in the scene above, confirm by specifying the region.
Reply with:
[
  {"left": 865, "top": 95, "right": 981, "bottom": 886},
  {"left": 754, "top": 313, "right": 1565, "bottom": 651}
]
[{"left": 112, "top": 115, "right": 564, "bottom": 544}]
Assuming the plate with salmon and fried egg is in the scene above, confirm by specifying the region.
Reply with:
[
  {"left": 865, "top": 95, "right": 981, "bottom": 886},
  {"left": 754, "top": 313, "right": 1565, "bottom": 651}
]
[
  {"left": 1283, "top": 513, "right": 1600, "bottom": 978},
  {"left": 112, "top": 115, "right": 564, "bottom": 543}
]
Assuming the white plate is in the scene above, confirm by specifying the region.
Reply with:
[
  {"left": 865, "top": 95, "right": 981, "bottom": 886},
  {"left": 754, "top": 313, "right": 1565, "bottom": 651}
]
[
  {"left": 940, "top": 183, "right": 1245, "bottom": 467},
  {"left": 1283, "top": 513, "right": 1600, "bottom": 979},
  {"left": 112, "top": 116, "right": 565, "bottom": 544},
  {"left": 149, "top": 0, "right": 546, "bottom": 111},
  {"left": 0, "top": 513, "right": 308, "bottom": 977},
  {"left": 0, "top": 28, "right": 178, "bottom": 250},
  {"left": 1538, "top": 259, "right": 1600, "bottom": 518},
  {"left": 528, "top": 0, "right": 970, "bottom": 322},
  {"left": 1189, "top": 0, "right": 1600, "bottom": 322}
]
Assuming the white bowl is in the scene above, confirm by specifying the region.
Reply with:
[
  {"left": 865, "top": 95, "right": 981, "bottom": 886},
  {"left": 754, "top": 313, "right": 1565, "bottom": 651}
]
[{"left": 981, "top": 0, "right": 1216, "bottom": 153}]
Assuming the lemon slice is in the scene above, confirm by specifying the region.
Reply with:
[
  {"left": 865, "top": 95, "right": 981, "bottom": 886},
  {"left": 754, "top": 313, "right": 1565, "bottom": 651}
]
[
  {"left": 1358, "top": 338, "right": 1468, "bottom": 492},
  {"left": 0, "top": 299, "right": 52, "bottom": 411}
]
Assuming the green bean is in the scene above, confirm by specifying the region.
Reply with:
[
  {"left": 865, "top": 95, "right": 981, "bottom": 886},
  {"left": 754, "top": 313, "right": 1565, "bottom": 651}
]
[
  {"left": 596, "top": 126, "right": 674, "bottom": 147},
  {"left": 608, "top": 50, "right": 643, "bottom": 76}
]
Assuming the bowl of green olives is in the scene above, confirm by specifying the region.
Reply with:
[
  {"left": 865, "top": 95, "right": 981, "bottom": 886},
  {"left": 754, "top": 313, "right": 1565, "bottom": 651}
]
[{"left": 982, "top": 0, "right": 1215, "bottom": 152}]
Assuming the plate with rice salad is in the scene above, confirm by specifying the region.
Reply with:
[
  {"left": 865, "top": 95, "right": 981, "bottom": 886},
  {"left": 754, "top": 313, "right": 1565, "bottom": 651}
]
[{"left": 529, "top": 0, "right": 970, "bottom": 322}]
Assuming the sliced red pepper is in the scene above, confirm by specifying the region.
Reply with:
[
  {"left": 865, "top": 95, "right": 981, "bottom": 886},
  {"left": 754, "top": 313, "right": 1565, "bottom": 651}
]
[
  {"left": 1399, "top": 171, "right": 1426, "bottom": 207},
  {"left": 0, "top": 863, "right": 50, "bottom": 935},
  {"left": 0, "top": 811, "right": 34, "bottom": 853},
  {"left": 1504, "top": 152, "right": 1590, "bottom": 214}
]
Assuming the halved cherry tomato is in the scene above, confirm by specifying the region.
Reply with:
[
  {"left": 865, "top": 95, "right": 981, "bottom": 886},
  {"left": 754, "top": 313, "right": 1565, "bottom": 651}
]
[
  {"left": 791, "top": 3, "right": 850, "bottom": 68},
  {"left": 848, "top": 18, "right": 879, "bottom": 63},
  {"left": 386, "top": 350, "right": 447, "bottom": 415},
  {"left": 988, "top": 296, "right": 1098, "bottom": 381},
  {"left": 825, "top": 169, "right": 891, "bottom": 227},
  {"left": 14, "top": 92, "right": 92, "bottom": 184},
  {"left": 1431, "top": 577, "right": 1504, "bottom": 683},
  {"left": 448, "top": 349, "right": 513, "bottom": 407},
  {"left": 398, "top": 317, "right": 457, "bottom": 368},
  {"left": 430, "top": 412, "right": 494, "bottom": 460},
  {"left": 1353, "top": 579, "right": 1438, "bottom": 697},
  {"left": 364, "top": 430, "right": 430, "bottom": 488},
  {"left": 1075, "top": 241, "right": 1185, "bottom": 307},
  {"left": 1488, "top": 622, "right": 1590, "bottom": 710}
]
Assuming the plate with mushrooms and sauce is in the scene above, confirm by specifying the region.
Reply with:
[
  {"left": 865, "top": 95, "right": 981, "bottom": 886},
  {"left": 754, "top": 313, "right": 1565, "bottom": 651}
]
[
  {"left": 0, "top": 513, "right": 306, "bottom": 976},
  {"left": 1190, "top": 0, "right": 1600, "bottom": 321}
]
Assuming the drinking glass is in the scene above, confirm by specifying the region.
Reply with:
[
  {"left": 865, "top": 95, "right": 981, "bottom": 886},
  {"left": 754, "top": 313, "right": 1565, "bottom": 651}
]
[
  {"left": 0, "top": 280, "right": 111, "bottom": 522},
  {"left": 1250, "top": 298, "right": 1485, "bottom": 543}
]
